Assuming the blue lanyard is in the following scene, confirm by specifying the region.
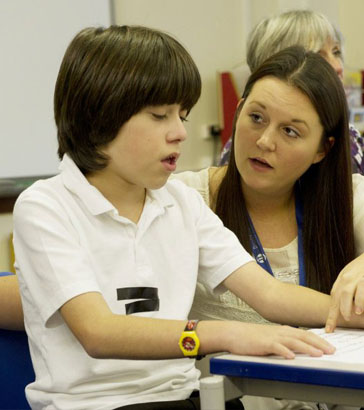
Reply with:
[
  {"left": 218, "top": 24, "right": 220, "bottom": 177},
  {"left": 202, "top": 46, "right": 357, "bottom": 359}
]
[{"left": 248, "top": 197, "right": 306, "bottom": 286}]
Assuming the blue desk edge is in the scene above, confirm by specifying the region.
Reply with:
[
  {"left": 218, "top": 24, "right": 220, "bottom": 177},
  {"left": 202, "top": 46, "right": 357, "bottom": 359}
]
[{"left": 210, "top": 357, "right": 364, "bottom": 390}]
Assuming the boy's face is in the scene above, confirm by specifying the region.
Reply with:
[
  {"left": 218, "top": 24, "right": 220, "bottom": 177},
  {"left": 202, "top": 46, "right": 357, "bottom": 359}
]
[{"left": 94, "top": 104, "right": 188, "bottom": 193}]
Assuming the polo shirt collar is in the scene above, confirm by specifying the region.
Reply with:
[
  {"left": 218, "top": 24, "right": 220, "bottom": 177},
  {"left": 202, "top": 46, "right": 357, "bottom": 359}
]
[
  {"left": 147, "top": 184, "right": 175, "bottom": 209},
  {"left": 59, "top": 154, "right": 174, "bottom": 216},
  {"left": 60, "top": 154, "right": 114, "bottom": 215}
]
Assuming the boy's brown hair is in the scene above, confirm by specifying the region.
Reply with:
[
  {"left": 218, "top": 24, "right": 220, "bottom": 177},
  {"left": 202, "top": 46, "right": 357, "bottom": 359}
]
[{"left": 54, "top": 25, "right": 201, "bottom": 174}]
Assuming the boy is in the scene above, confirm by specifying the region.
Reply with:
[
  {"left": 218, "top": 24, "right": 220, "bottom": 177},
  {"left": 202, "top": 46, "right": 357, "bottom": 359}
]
[{"left": 14, "top": 25, "right": 339, "bottom": 410}]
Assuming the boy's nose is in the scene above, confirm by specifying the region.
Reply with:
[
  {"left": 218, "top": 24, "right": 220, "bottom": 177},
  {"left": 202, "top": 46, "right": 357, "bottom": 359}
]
[{"left": 167, "top": 119, "right": 187, "bottom": 143}]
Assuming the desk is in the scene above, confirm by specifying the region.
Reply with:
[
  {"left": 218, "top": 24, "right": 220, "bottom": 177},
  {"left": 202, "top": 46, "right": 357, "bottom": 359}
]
[{"left": 200, "top": 353, "right": 364, "bottom": 409}]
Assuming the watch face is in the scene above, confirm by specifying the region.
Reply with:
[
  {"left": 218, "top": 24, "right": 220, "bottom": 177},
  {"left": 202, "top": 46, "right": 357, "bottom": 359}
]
[{"left": 182, "top": 336, "right": 196, "bottom": 351}]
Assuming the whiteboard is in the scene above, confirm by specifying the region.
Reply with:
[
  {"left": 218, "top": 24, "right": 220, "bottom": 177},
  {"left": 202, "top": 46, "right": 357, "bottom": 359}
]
[{"left": 0, "top": 0, "right": 112, "bottom": 179}]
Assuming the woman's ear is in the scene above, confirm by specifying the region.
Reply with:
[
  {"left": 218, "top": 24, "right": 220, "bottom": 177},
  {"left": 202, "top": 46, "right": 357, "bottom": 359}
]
[
  {"left": 324, "top": 136, "right": 335, "bottom": 155},
  {"left": 237, "top": 98, "right": 245, "bottom": 109},
  {"left": 313, "top": 136, "right": 335, "bottom": 164}
]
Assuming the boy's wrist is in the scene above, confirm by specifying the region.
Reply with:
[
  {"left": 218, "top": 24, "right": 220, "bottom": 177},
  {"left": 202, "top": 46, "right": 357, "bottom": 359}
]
[
  {"left": 196, "top": 320, "right": 239, "bottom": 355},
  {"left": 178, "top": 319, "right": 205, "bottom": 359}
]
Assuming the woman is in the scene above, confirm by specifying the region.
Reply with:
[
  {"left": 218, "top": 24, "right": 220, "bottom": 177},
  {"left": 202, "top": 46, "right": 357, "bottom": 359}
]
[
  {"left": 174, "top": 45, "right": 364, "bottom": 409},
  {"left": 220, "top": 9, "right": 364, "bottom": 176}
]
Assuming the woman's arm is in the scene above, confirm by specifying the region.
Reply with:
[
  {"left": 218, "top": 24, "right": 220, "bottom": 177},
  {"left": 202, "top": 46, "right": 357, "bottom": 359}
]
[
  {"left": 224, "top": 261, "right": 364, "bottom": 330},
  {"left": 0, "top": 275, "right": 24, "bottom": 330},
  {"left": 326, "top": 175, "right": 364, "bottom": 331},
  {"left": 326, "top": 253, "right": 364, "bottom": 332}
]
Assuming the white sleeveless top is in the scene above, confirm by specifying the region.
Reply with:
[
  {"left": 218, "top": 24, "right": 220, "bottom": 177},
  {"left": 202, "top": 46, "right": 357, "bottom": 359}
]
[
  {"left": 172, "top": 168, "right": 364, "bottom": 325},
  {"left": 172, "top": 169, "right": 364, "bottom": 410}
]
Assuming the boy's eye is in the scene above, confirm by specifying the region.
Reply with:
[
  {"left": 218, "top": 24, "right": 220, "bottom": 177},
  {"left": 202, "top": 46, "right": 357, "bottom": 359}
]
[
  {"left": 152, "top": 113, "right": 167, "bottom": 120},
  {"left": 151, "top": 112, "right": 188, "bottom": 122}
]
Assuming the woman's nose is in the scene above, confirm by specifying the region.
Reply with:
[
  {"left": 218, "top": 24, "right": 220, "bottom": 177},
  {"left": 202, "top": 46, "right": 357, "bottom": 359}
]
[
  {"left": 256, "top": 128, "right": 276, "bottom": 151},
  {"left": 327, "top": 55, "right": 344, "bottom": 81}
]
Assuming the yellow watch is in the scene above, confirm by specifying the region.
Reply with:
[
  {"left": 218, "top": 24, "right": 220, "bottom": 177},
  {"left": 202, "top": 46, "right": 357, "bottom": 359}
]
[{"left": 178, "top": 319, "right": 202, "bottom": 358}]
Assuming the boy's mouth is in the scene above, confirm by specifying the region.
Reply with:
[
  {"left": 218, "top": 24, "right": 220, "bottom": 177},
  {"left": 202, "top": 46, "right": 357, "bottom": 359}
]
[
  {"left": 161, "top": 153, "right": 180, "bottom": 171},
  {"left": 164, "top": 155, "right": 177, "bottom": 165},
  {"left": 162, "top": 153, "right": 179, "bottom": 165}
]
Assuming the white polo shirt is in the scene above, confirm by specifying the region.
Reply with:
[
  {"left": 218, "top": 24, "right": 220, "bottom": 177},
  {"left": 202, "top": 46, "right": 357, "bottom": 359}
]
[{"left": 13, "top": 154, "right": 253, "bottom": 410}]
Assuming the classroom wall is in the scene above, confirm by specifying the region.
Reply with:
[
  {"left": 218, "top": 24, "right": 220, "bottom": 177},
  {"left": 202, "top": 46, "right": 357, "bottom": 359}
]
[
  {"left": 1, "top": 0, "right": 364, "bottom": 271},
  {"left": 339, "top": 0, "right": 364, "bottom": 70},
  {"left": 0, "top": 214, "right": 13, "bottom": 272},
  {"left": 249, "top": 0, "right": 339, "bottom": 24}
]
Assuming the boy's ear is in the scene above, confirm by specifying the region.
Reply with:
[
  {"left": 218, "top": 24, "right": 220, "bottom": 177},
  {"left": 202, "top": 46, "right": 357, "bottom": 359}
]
[{"left": 313, "top": 136, "right": 335, "bottom": 164}]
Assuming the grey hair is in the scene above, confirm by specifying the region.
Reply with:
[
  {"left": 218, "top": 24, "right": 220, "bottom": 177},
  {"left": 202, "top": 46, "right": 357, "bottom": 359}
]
[{"left": 247, "top": 10, "right": 343, "bottom": 72}]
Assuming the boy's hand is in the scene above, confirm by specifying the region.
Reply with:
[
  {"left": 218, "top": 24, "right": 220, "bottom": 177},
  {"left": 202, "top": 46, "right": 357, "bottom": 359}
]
[{"left": 225, "top": 322, "right": 335, "bottom": 359}]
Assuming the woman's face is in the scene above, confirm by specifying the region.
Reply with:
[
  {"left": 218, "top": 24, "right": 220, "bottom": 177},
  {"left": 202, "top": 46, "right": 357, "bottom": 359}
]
[
  {"left": 234, "top": 76, "right": 327, "bottom": 199},
  {"left": 319, "top": 37, "right": 344, "bottom": 81}
]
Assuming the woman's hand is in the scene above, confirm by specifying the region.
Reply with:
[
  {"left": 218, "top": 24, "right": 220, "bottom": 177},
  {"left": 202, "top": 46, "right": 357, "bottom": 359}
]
[{"left": 326, "top": 254, "right": 364, "bottom": 332}]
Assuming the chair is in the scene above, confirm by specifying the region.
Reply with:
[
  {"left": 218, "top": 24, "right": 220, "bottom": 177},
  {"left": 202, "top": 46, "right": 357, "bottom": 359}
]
[
  {"left": 217, "top": 64, "right": 250, "bottom": 147},
  {"left": 0, "top": 272, "right": 34, "bottom": 409}
]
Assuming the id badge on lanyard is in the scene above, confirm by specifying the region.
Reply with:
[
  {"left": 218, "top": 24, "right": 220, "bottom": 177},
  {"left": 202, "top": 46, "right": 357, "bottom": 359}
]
[{"left": 248, "top": 197, "right": 306, "bottom": 286}]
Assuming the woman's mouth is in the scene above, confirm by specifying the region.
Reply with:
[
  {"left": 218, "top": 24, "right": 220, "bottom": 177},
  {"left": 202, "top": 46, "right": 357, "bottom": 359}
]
[{"left": 249, "top": 157, "right": 273, "bottom": 171}]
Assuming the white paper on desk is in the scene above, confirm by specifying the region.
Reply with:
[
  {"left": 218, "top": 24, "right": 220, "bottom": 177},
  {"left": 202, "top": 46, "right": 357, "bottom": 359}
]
[{"left": 298, "top": 328, "right": 364, "bottom": 363}]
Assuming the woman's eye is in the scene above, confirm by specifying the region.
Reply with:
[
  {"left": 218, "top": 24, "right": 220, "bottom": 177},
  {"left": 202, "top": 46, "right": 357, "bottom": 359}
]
[
  {"left": 284, "top": 127, "right": 300, "bottom": 138},
  {"left": 333, "top": 48, "right": 342, "bottom": 58},
  {"left": 249, "top": 113, "right": 263, "bottom": 124}
]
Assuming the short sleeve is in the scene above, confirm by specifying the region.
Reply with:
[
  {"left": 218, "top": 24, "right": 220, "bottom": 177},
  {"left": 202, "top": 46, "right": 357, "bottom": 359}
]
[
  {"left": 182, "top": 183, "right": 254, "bottom": 292},
  {"left": 13, "top": 185, "right": 100, "bottom": 325}
]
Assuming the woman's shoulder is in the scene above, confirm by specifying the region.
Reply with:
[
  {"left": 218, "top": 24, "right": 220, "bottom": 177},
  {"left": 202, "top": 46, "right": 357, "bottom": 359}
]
[
  {"left": 172, "top": 167, "right": 209, "bottom": 189},
  {"left": 171, "top": 166, "right": 227, "bottom": 207},
  {"left": 208, "top": 166, "right": 227, "bottom": 203},
  {"left": 352, "top": 173, "right": 364, "bottom": 192},
  {"left": 171, "top": 167, "right": 211, "bottom": 205},
  {"left": 352, "top": 174, "right": 364, "bottom": 216}
]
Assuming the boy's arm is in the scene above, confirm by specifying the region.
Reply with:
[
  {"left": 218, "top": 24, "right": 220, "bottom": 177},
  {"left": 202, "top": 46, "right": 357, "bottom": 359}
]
[
  {"left": 223, "top": 261, "right": 364, "bottom": 329},
  {"left": 60, "top": 290, "right": 334, "bottom": 360},
  {"left": 0, "top": 275, "right": 24, "bottom": 330}
]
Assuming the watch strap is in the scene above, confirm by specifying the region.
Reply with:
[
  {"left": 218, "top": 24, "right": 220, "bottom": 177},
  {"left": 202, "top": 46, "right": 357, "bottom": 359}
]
[{"left": 179, "top": 319, "right": 204, "bottom": 359}]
